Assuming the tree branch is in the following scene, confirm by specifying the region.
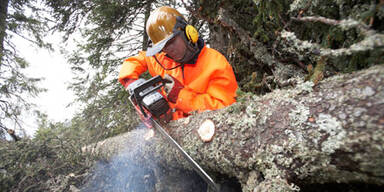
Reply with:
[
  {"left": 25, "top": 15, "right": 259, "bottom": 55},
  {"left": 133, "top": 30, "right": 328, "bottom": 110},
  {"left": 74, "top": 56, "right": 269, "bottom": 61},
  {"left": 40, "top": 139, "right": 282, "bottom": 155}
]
[{"left": 291, "top": 16, "right": 373, "bottom": 36}]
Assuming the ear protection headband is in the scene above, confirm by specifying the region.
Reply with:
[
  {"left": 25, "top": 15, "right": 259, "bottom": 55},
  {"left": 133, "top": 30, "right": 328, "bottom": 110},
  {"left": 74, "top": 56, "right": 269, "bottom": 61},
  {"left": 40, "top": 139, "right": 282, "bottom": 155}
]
[{"left": 174, "top": 16, "right": 199, "bottom": 44}]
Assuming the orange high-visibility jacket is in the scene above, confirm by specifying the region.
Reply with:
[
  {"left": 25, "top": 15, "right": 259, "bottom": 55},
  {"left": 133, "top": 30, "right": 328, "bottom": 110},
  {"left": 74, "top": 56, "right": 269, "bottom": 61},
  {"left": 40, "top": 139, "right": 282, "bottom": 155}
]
[{"left": 118, "top": 46, "right": 238, "bottom": 120}]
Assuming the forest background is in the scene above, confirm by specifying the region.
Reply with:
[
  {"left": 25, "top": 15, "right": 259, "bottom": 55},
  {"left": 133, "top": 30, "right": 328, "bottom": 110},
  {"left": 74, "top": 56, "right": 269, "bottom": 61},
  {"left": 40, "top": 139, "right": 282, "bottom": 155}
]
[{"left": 0, "top": 0, "right": 383, "bottom": 191}]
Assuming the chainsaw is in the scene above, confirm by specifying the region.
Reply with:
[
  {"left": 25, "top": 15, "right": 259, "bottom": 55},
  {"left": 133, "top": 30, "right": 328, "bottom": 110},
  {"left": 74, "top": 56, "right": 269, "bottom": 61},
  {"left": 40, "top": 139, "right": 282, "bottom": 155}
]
[
  {"left": 127, "top": 75, "right": 172, "bottom": 126},
  {"left": 126, "top": 75, "right": 222, "bottom": 191}
]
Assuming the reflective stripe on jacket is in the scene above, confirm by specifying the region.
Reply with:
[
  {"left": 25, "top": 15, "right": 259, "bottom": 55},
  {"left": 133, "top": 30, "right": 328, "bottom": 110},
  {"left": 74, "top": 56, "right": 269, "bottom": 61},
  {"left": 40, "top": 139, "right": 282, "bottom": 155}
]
[{"left": 118, "top": 45, "right": 238, "bottom": 120}]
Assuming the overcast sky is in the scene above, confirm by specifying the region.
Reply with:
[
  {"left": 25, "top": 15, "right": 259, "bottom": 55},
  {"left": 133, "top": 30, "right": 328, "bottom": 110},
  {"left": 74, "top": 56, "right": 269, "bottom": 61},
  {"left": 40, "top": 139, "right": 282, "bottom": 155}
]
[{"left": 15, "top": 35, "right": 77, "bottom": 136}]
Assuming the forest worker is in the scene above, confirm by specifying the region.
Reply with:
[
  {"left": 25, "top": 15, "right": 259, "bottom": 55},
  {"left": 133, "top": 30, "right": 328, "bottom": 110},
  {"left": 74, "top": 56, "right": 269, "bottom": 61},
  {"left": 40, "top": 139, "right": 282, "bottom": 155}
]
[{"left": 118, "top": 6, "right": 238, "bottom": 120}]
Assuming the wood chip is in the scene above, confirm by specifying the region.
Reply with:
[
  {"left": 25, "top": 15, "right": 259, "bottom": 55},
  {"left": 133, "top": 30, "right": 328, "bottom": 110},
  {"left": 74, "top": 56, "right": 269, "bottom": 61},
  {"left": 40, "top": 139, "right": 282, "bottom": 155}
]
[{"left": 198, "top": 119, "right": 215, "bottom": 142}]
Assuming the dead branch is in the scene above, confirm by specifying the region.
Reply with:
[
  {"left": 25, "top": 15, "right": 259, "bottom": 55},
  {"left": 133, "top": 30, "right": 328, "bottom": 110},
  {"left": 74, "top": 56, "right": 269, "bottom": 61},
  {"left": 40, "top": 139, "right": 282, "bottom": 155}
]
[
  {"left": 280, "top": 27, "right": 384, "bottom": 58},
  {"left": 291, "top": 16, "right": 373, "bottom": 35}
]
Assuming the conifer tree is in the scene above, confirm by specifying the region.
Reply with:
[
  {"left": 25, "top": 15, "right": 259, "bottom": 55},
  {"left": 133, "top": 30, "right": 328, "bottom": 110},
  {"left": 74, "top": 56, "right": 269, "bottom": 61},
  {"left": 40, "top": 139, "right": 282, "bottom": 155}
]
[
  {"left": 45, "top": 0, "right": 182, "bottom": 140},
  {"left": 0, "top": 0, "right": 50, "bottom": 139}
]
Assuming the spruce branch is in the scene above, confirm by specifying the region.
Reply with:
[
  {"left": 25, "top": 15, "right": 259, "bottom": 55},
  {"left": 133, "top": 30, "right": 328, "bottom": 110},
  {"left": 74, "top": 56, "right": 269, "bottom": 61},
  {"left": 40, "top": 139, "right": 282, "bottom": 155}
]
[{"left": 282, "top": 16, "right": 384, "bottom": 58}]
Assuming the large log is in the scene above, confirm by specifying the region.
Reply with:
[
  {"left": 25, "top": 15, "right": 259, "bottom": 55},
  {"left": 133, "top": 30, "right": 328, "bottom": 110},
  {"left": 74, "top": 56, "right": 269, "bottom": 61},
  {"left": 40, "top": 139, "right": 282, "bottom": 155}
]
[
  {"left": 94, "top": 64, "right": 384, "bottom": 191},
  {"left": 167, "top": 64, "right": 384, "bottom": 191}
]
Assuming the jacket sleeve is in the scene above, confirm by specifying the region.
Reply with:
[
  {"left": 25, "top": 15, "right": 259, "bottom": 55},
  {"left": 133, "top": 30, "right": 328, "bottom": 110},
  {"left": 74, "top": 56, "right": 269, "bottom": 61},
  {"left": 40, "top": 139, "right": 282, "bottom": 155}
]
[
  {"left": 118, "top": 51, "right": 148, "bottom": 86},
  {"left": 175, "top": 63, "right": 238, "bottom": 113}
]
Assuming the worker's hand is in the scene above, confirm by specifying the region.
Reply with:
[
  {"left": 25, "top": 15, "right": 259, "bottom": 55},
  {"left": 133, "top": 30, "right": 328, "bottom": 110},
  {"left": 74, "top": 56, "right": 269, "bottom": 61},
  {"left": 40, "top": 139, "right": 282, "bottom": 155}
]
[
  {"left": 122, "top": 78, "right": 137, "bottom": 89},
  {"left": 163, "top": 74, "right": 184, "bottom": 103}
]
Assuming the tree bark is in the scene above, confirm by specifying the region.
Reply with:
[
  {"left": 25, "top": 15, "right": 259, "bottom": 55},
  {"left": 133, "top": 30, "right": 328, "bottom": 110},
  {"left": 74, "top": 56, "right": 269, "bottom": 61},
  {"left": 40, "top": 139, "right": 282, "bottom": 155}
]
[
  {"left": 142, "top": 0, "right": 152, "bottom": 51},
  {"left": 0, "top": 0, "right": 9, "bottom": 63},
  {"left": 94, "top": 64, "right": 384, "bottom": 191}
]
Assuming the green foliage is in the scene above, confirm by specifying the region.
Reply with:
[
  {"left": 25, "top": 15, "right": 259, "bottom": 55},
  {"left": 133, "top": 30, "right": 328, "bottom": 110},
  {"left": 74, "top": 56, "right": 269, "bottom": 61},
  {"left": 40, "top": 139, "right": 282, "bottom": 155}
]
[
  {"left": 188, "top": 0, "right": 383, "bottom": 97},
  {"left": 71, "top": 84, "right": 140, "bottom": 141},
  {"left": 235, "top": 87, "right": 254, "bottom": 103},
  {"left": 289, "top": 0, "right": 384, "bottom": 75},
  {"left": 0, "top": 130, "right": 97, "bottom": 192},
  {"left": 253, "top": 0, "right": 290, "bottom": 43},
  {"left": 7, "top": 0, "right": 51, "bottom": 48},
  {"left": 0, "top": 1, "right": 187, "bottom": 188},
  {"left": 0, "top": 0, "right": 51, "bottom": 136},
  {"left": 290, "top": 1, "right": 365, "bottom": 49},
  {"left": 331, "top": 49, "right": 384, "bottom": 73},
  {"left": 0, "top": 110, "right": 111, "bottom": 191},
  {"left": 43, "top": 0, "right": 185, "bottom": 141}
]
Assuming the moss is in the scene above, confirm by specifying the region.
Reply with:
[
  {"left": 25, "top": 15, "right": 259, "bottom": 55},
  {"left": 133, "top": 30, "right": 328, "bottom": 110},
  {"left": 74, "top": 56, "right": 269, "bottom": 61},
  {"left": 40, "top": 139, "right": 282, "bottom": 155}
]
[
  {"left": 310, "top": 57, "right": 326, "bottom": 83},
  {"left": 331, "top": 49, "right": 384, "bottom": 73}
]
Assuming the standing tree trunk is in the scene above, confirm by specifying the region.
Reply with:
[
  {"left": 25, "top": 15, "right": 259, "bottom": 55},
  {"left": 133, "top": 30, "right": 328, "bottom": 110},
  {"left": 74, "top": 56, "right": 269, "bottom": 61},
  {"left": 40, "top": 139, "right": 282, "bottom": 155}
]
[
  {"left": 142, "top": 0, "right": 153, "bottom": 51},
  {"left": 0, "top": 0, "right": 9, "bottom": 63}
]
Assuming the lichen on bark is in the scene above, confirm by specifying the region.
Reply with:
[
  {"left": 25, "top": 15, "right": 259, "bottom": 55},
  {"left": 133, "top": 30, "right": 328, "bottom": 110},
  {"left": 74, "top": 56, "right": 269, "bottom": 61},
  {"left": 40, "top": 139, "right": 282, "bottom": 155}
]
[
  {"left": 166, "top": 64, "right": 384, "bottom": 191},
  {"left": 95, "top": 64, "right": 384, "bottom": 191}
]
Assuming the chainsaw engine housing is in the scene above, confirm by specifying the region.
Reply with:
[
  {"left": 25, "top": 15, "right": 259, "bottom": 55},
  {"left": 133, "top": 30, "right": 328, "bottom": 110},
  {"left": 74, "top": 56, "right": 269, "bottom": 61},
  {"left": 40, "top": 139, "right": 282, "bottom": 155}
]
[{"left": 127, "top": 76, "right": 170, "bottom": 120}]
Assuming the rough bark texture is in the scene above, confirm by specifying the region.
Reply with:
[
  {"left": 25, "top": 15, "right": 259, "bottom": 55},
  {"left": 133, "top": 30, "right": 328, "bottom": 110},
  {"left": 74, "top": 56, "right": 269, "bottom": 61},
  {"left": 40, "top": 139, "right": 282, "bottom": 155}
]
[
  {"left": 0, "top": 0, "right": 9, "bottom": 60},
  {"left": 94, "top": 64, "right": 384, "bottom": 191}
]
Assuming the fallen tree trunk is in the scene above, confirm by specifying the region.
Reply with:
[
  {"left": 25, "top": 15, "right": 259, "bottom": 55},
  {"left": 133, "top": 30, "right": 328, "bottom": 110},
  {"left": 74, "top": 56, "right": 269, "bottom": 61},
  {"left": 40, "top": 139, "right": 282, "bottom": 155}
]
[{"left": 94, "top": 64, "right": 384, "bottom": 191}]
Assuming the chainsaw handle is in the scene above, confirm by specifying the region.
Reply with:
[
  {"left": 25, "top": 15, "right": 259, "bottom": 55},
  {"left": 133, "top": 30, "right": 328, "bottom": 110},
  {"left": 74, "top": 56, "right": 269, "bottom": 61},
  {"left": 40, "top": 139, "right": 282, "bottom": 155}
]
[
  {"left": 132, "top": 75, "right": 164, "bottom": 97},
  {"left": 162, "top": 78, "right": 172, "bottom": 84},
  {"left": 132, "top": 75, "right": 165, "bottom": 117}
]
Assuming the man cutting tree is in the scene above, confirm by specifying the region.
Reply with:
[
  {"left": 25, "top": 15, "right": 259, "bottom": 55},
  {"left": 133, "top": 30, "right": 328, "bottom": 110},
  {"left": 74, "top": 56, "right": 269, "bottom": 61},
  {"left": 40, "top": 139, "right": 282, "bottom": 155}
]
[{"left": 118, "top": 6, "right": 238, "bottom": 120}]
